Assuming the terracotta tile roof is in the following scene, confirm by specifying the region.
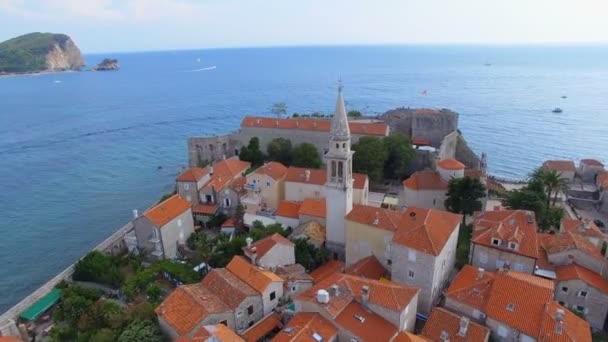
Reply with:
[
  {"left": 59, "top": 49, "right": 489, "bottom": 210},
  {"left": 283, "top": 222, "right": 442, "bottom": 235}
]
[
  {"left": 421, "top": 307, "right": 490, "bottom": 342},
  {"left": 536, "top": 235, "right": 555, "bottom": 271},
  {"left": 296, "top": 273, "right": 419, "bottom": 317},
  {"left": 555, "top": 264, "right": 608, "bottom": 294},
  {"left": 243, "top": 233, "right": 294, "bottom": 260},
  {"left": 345, "top": 205, "right": 402, "bottom": 232},
  {"left": 214, "top": 158, "right": 251, "bottom": 178},
  {"left": 177, "top": 324, "right": 245, "bottom": 342},
  {"left": 472, "top": 210, "right": 539, "bottom": 259},
  {"left": 144, "top": 194, "right": 191, "bottom": 227},
  {"left": 465, "top": 169, "right": 485, "bottom": 179},
  {"left": 0, "top": 338, "right": 24, "bottom": 342},
  {"left": 541, "top": 231, "right": 605, "bottom": 262},
  {"left": 445, "top": 265, "right": 496, "bottom": 312},
  {"left": 392, "top": 207, "right": 462, "bottom": 256},
  {"left": 275, "top": 264, "right": 313, "bottom": 282},
  {"left": 272, "top": 312, "right": 337, "bottom": 342},
  {"left": 192, "top": 203, "right": 219, "bottom": 215},
  {"left": 412, "top": 138, "right": 431, "bottom": 146},
  {"left": 242, "top": 312, "right": 282, "bottom": 342},
  {"left": 580, "top": 159, "right": 604, "bottom": 167},
  {"left": 437, "top": 158, "right": 466, "bottom": 170},
  {"left": 176, "top": 167, "right": 210, "bottom": 183},
  {"left": 201, "top": 268, "right": 258, "bottom": 309},
  {"left": 598, "top": 171, "right": 608, "bottom": 189},
  {"left": 285, "top": 166, "right": 367, "bottom": 189},
  {"left": 298, "top": 198, "right": 326, "bottom": 218},
  {"left": 346, "top": 255, "right": 388, "bottom": 280},
  {"left": 543, "top": 160, "right": 576, "bottom": 172},
  {"left": 393, "top": 332, "right": 432, "bottom": 342},
  {"left": 156, "top": 284, "right": 230, "bottom": 336},
  {"left": 538, "top": 302, "right": 592, "bottom": 342},
  {"left": 276, "top": 200, "right": 302, "bottom": 219},
  {"left": 335, "top": 301, "right": 398, "bottom": 342},
  {"left": 485, "top": 270, "right": 554, "bottom": 338},
  {"left": 241, "top": 116, "right": 388, "bottom": 136},
  {"left": 403, "top": 170, "right": 448, "bottom": 190},
  {"left": 561, "top": 218, "right": 605, "bottom": 240},
  {"left": 226, "top": 256, "right": 283, "bottom": 294},
  {"left": 221, "top": 218, "right": 236, "bottom": 227},
  {"left": 206, "top": 175, "right": 233, "bottom": 191},
  {"left": 254, "top": 162, "right": 288, "bottom": 181},
  {"left": 309, "top": 260, "right": 345, "bottom": 283}
]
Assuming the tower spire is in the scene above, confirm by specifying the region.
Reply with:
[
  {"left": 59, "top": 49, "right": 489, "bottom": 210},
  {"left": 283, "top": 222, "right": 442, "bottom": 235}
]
[{"left": 331, "top": 82, "right": 350, "bottom": 140}]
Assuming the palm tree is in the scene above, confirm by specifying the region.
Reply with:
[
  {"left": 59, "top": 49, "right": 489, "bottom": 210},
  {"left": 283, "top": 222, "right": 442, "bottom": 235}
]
[
  {"left": 445, "top": 177, "right": 487, "bottom": 224},
  {"left": 529, "top": 167, "right": 569, "bottom": 207}
]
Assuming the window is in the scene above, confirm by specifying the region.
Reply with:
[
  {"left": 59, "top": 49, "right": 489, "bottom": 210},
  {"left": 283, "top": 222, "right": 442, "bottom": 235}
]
[
  {"left": 270, "top": 291, "right": 276, "bottom": 301},
  {"left": 292, "top": 286, "right": 297, "bottom": 292},
  {"left": 342, "top": 143, "right": 346, "bottom": 148},
  {"left": 338, "top": 161, "right": 343, "bottom": 178},
  {"left": 249, "top": 321, "right": 254, "bottom": 327},
  {"left": 492, "top": 238, "right": 500, "bottom": 246},
  {"left": 576, "top": 306, "right": 585, "bottom": 313},
  {"left": 387, "top": 259, "right": 392, "bottom": 266},
  {"left": 558, "top": 301, "right": 565, "bottom": 306},
  {"left": 479, "top": 251, "right": 488, "bottom": 264},
  {"left": 496, "top": 259, "right": 505, "bottom": 269},
  {"left": 561, "top": 286, "right": 569, "bottom": 293},
  {"left": 177, "top": 219, "right": 182, "bottom": 227},
  {"left": 266, "top": 181, "right": 270, "bottom": 187},
  {"left": 509, "top": 242, "right": 517, "bottom": 250},
  {"left": 514, "top": 263, "right": 524, "bottom": 272},
  {"left": 336, "top": 143, "right": 339, "bottom": 149},
  {"left": 498, "top": 325, "right": 508, "bottom": 338},
  {"left": 224, "top": 198, "right": 231, "bottom": 208},
  {"left": 578, "top": 291, "right": 588, "bottom": 298},
  {"left": 205, "top": 194, "right": 212, "bottom": 203},
  {"left": 331, "top": 161, "right": 336, "bottom": 178},
  {"left": 184, "top": 183, "right": 190, "bottom": 190},
  {"left": 408, "top": 270, "right": 415, "bottom": 279},
  {"left": 220, "top": 320, "right": 228, "bottom": 326},
  {"left": 247, "top": 305, "right": 254, "bottom": 315},
  {"left": 408, "top": 249, "right": 416, "bottom": 262}
]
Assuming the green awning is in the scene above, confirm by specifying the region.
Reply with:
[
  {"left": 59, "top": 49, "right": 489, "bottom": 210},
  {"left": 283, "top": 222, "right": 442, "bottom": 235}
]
[{"left": 20, "top": 288, "right": 61, "bottom": 321}]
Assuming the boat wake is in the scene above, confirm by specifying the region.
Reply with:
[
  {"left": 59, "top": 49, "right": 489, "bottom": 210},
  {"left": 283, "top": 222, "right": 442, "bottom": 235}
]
[{"left": 189, "top": 66, "right": 216, "bottom": 72}]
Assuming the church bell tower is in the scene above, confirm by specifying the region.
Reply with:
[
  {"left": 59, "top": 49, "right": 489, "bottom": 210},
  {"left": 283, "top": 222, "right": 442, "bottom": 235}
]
[{"left": 324, "top": 83, "right": 354, "bottom": 259}]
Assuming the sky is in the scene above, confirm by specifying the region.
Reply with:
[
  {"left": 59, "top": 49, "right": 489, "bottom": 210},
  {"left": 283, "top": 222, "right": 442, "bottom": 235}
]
[{"left": 1, "top": 0, "right": 608, "bottom": 53}]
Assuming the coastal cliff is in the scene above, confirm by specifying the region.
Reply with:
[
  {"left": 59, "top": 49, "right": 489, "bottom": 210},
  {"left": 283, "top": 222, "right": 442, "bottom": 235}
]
[
  {"left": 92, "top": 58, "right": 120, "bottom": 71},
  {"left": 0, "top": 32, "right": 85, "bottom": 75}
]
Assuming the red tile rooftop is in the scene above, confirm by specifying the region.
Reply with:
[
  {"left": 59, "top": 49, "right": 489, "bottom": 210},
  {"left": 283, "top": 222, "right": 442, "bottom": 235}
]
[
  {"left": 144, "top": 194, "right": 191, "bottom": 227},
  {"left": 241, "top": 116, "right": 388, "bottom": 136}
]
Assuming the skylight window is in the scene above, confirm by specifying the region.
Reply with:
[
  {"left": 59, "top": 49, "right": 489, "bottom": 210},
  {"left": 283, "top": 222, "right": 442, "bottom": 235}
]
[{"left": 506, "top": 303, "right": 515, "bottom": 312}]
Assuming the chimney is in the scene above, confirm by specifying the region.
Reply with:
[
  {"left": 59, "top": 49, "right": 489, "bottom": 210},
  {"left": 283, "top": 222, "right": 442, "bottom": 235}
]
[
  {"left": 477, "top": 268, "right": 485, "bottom": 280},
  {"left": 246, "top": 237, "right": 253, "bottom": 247},
  {"left": 250, "top": 246, "right": 258, "bottom": 265},
  {"left": 373, "top": 212, "right": 379, "bottom": 225},
  {"left": 329, "top": 284, "right": 340, "bottom": 296},
  {"left": 132, "top": 209, "right": 139, "bottom": 219},
  {"left": 555, "top": 308, "right": 565, "bottom": 322},
  {"left": 305, "top": 169, "right": 311, "bottom": 182},
  {"left": 458, "top": 316, "right": 470, "bottom": 337},
  {"left": 583, "top": 220, "right": 591, "bottom": 230},
  {"left": 210, "top": 166, "right": 214, "bottom": 176},
  {"left": 316, "top": 289, "right": 330, "bottom": 304},
  {"left": 361, "top": 285, "right": 370, "bottom": 308}
]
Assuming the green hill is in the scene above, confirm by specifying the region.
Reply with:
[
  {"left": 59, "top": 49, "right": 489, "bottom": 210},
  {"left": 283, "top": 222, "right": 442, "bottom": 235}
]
[{"left": 0, "top": 32, "right": 78, "bottom": 73}]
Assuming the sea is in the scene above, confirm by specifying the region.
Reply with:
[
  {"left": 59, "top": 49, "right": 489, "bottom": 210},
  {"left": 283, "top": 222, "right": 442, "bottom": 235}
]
[{"left": 1, "top": 45, "right": 608, "bottom": 312}]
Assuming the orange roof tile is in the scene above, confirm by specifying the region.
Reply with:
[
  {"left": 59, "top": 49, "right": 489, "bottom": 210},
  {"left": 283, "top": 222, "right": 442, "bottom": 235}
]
[
  {"left": 421, "top": 307, "right": 490, "bottom": 342},
  {"left": 296, "top": 273, "right": 419, "bottom": 317},
  {"left": 403, "top": 170, "right": 448, "bottom": 190},
  {"left": 598, "top": 171, "right": 608, "bottom": 189},
  {"left": 393, "top": 332, "right": 432, "bottom": 342},
  {"left": 254, "top": 162, "right": 288, "bottom": 181},
  {"left": 243, "top": 233, "right": 294, "bottom": 260},
  {"left": 276, "top": 200, "right": 302, "bottom": 219},
  {"left": 485, "top": 270, "right": 554, "bottom": 338},
  {"left": 472, "top": 210, "right": 539, "bottom": 259},
  {"left": 555, "top": 264, "right": 608, "bottom": 294},
  {"left": 201, "top": 268, "right": 258, "bottom": 309},
  {"left": 144, "top": 194, "right": 191, "bottom": 227},
  {"left": 346, "top": 255, "right": 388, "bottom": 280},
  {"left": 0, "top": 338, "right": 24, "bottom": 342},
  {"left": 392, "top": 207, "right": 462, "bottom": 256},
  {"left": 445, "top": 265, "right": 496, "bottom": 312},
  {"left": 241, "top": 116, "right": 388, "bottom": 136},
  {"left": 156, "top": 284, "right": 230, "bottom": 336},
  {"left": 538, "top": 302, "right": 592, "bottom": 342},
  {"left": 346, "top": 205, "right": 402, "bottom": 232},
  {"left": 335, "top": 301, "right": 398, "bottom": 341},
  {"left": 242, "top": 312, "right": 283, "bottom": 342},
  {"left": 580, "top": 159, "right": 604, "bottom": 167},
  {"left": 543, "top": 160, "right": 576, "bottom": 172},
  {"left": 226, "top": 256, "right": 282, "bottom": 294},
  {"left": 561, "top": 218, "right": 605, "bottom": 240},
  {"left": 192, "top": 203, "right": 219, "bottom": 215},
  {"left": 299, "top": 198, "right": 326, "bottom": 218},
  {"left": 353, "top": 173, "right": 368, "bottom": 189},
  {"left": 222, "top": 218, "right": 236, "bottom": 227},
  {"left": 176, "top": 167, "right": 210, "bottom": 182},
  {"left": 177, "top": 324, "right": 245, "bottom": 342},
  {"left": 309, "top": 260, "right": 345, "bottom": 283},
  {"left": 213, "top": 158, "right": 251, "bottom": 178},
  {"left": 272, "top": 312, "right": 337, "bottom": 342},
  {"left": 275, "top": 264, "right": 313, "bottom": 282},
  {"left": 437, "top": 158, "right": 466, "bottom": 170},
  {"left": 536, "top": 234, "right": 555, "bottom": 271},
  {"left": 541, "top": 231, "right": 605, "bottom": 262},
  {"left": 285, "top": 166, "right": 367, "bottom": 189}
]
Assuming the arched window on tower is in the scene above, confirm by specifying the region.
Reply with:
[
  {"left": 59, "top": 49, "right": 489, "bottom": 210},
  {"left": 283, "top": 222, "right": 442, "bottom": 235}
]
[
  {"left": 338, "top": 161, "right": 344, "bottom": 179},
  {"left": 331, "top": 161, "right": 337, "bottom": 178}
]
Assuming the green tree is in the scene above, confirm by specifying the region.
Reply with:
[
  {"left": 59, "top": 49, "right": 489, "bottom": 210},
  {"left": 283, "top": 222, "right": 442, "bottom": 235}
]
[
  {"left": 271, "top": 102, "right": 288, "bottom": 118},
  {"left": 383, "top": 134, "right": 415, "bottom": 180},
  {"left": 117, "top": 320, "right": 163, "bottom": 342},
  {"left": 500, "top": 178, "right": 564, "bottom": 231},
  {"left": 73, "top": 251, "right": 123, "bottom": 288},
  {"left": 267, "top": 138, "right": 293, "bottom": 165},
  {"left": 347, "top": 110, "right": 362, "bottom": 117},
  {"left": 294, "top": 238, "right": 330, "bottom": 270},
  {"left": 352, "top": 136, "right": 388, "bottom": 182},
  {"left": 239, "top": 137, "right": 265, "bottom": 168},
  {"left": 90, "top": 329, "right": 116, "bottom": 342},
  {"left": 445, "top": 177, "right": 486, "bottom": 224},
  {"left": 292, "top": 143, "right": 322, "bottom": 168},
  {"left": 234, "top": 203, "right": 246, "bottom": 232},
  {"left": 530, "top": 168, "right": 570, "bottom": 207}
]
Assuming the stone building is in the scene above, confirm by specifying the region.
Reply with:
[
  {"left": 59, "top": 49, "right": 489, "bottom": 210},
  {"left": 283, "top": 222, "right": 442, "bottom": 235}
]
[
  {"left": 242, "top": 161, "right": 288, "bottom": 214},
  {"left": 381, "top": 108, "right": 458, "bottom": 148},
  {"left": 578, "top": 159, "right": 605, "bottom": 183},
  {"left": 242, "top": 233, "right": 295, "bottom": 268},
  {"left": 420, "top": 307, "right": 490, "bottom": 342},
  {"left": 176, "top": 167, "right": 210, "bottom": 205},
  {"left": 272, "top": 312, "right": 338, "bottom": 342},
  {"left": 539, "top": 231, "right": 607, "bottom": 276},
  {"left": 284, "top": 167, "right": 369, "bottom": 205},
  {"left": 542, "top": 160, "right": 577, "bottom": 182}
]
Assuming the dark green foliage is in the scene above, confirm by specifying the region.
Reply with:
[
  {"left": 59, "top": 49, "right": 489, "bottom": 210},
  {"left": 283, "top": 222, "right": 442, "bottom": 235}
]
[
  {"left": 456, "top": 224, "right": 473, "bottom": 269},
  {"left": 73, "top": 251, "right": 123, "bottom": 288},
  {"left": 89, "top": 328, "right": 116, "bottom": 342},
  {"left": 0, "top": 32, "right": 71, "bottom": 73},
  {"left": 271, "top": 102, "right": 288, "bottom": 118},
  {"left": 347, "top": 110, "right": 362, "bottom": 117},
  {"left": 292, "top": 143, "right": 322, "bottom": 169},
  {"left": 267, "top": 138, "right": 293, "bottom": 165},
  {"left": 445, "top": 177, "right": 486, "bottom": 221},
  {"left": 352, "top": 136, "right": 388, "bottom": 182},
  {"left": 207, "top": 211, "right": 227, "bottom": 228},
  {"left": 294, "top": 238, "right": 330, "bottom": 270},
  {"left": 240, "top": 137, "right": 265, "bottom": 168},
  {"left": 198, "top": 159, "right": 210, "bottom": 168},
  {"left": 117, "top": 320, "right": 163, "bottom": 342},
  {"left": 123, "top": 260, "right": 200, "bottom": 299},
  {"left": 383, "top": 134, "right": 415, "bottom": 180}
]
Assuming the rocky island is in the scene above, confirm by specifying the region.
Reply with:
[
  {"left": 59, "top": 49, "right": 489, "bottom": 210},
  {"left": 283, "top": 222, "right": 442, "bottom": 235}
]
[
  {"left": 92, "top": 58, "right": 120, "bottom": 71},
  {"left": 0, "top": 32, "right": 85, "bottom": 76}
]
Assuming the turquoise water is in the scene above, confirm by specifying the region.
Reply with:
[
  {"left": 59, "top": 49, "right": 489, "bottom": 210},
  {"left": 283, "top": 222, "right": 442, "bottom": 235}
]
[{"left": 1, "top": 45, "right": 608, "bottom": 311}]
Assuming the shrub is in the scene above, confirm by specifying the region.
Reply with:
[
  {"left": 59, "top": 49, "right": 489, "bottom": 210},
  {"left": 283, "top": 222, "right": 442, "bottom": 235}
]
[{"left": 73, "top": 251, "right": 123, "bottom": 288}]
